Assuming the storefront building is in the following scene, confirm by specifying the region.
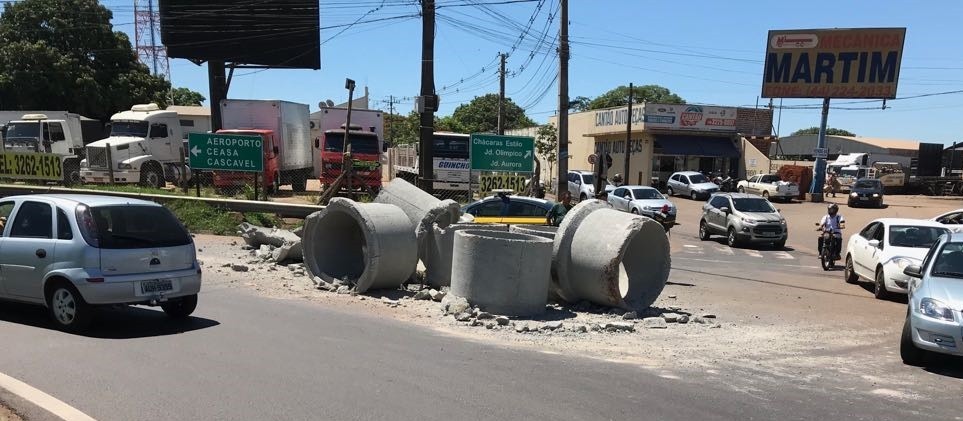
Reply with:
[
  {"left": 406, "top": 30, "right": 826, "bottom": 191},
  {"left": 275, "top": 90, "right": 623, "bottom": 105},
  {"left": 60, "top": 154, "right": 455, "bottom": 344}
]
[{"left": 546, "top": 103, "right": 773, "bottom": 187}]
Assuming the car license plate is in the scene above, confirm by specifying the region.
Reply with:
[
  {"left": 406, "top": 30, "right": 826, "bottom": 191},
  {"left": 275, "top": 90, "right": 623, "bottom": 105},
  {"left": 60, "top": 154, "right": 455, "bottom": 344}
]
[
  {"left": 760, "top": 232, "right": 777, "bottom": 237},
  {"left": 139, "top": 279, "right": 173, "bottom": 295},
  {"left": 859, "top": 197, "right": 868, "bottom": 201}
]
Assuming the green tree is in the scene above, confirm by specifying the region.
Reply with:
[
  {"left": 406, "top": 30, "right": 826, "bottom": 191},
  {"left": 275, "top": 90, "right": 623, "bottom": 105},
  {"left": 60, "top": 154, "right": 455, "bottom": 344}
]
[
  {"left": 587, "top": 85, "right": 685, "bottom": 110},
  {"left": 535, "top": 123, "right": 558, "bottom": 188},
  {"left": 569, "top": 96, "right": 592, "bottom": 112},
  {"left": 449, "top": 94, "right": 536, "bottom": 134},
  {"left": 791, "top": 127, "right": 856, "bottom": 136},
  {"left": 165, "top": 87, "right": 206, "bottom": 106},
  {"left": 0, "top": 0, "right": 173, "bottom": 120}
]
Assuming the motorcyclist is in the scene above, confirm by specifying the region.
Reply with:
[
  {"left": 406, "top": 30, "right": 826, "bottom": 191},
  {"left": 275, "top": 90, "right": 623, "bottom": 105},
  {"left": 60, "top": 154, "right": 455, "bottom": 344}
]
[{"left": 815, "top": 203, "right": 846, "bottom": 260}]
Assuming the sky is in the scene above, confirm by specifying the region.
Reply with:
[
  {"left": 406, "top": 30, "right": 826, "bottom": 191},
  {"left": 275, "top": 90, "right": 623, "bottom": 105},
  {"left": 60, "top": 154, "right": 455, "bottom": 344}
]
[{"left": 100, "top": 0, "right": 963, "bottom": 144}]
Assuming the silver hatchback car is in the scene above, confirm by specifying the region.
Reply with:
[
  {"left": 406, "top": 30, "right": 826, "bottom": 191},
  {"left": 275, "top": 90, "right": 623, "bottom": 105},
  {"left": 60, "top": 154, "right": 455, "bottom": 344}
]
[
  {"left": 699, "top": 193, "right": 788, "bottom": 248},
  {"left": 900, "top": 233, "right": 963, "bottom": 365},
  {"left": 0, "top": 194, "right": 202, "bottom": 332}
]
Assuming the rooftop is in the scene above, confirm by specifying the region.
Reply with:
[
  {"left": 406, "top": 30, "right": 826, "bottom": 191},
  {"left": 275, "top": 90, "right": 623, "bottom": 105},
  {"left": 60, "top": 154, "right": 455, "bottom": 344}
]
[{"left": 167, "top": 105, "right": 211, "bottom": 117}]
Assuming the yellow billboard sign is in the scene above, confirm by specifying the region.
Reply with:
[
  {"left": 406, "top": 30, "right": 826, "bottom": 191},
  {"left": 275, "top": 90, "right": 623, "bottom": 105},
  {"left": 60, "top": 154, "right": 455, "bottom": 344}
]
[
  {"left": 0, "top": 151, "right": 63, "bottom": 181},
  {"left": 762, "top": 28, "right": 906, "bottom": 99}
]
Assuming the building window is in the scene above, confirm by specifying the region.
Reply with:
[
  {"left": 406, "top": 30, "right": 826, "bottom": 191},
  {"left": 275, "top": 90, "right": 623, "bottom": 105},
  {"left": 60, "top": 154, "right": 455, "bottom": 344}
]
[{"left": 180, "top": 119, "right": 195, "bottom": 127}]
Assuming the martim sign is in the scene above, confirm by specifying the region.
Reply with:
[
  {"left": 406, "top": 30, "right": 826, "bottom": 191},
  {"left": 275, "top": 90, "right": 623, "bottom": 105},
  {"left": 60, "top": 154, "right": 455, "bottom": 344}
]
[{"left": 762, "top": 28, "right": 906, "bottom": 99}]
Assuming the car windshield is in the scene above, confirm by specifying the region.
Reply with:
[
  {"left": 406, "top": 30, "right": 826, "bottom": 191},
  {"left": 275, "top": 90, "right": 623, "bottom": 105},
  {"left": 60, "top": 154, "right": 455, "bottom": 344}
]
[
  {"left": 324, "top": 132, "right": 380, "bottom": 154},
  {"left": 110, "top": 121, "right": 149, "bottom": 137},
  {"left": 855, "top": 180, "right": 880, "bottom": 189},
  {"left": 888, "top": 225, "right": 948, "bottom": 248},
  {"left": 931, "top": 242, "right": 963, "bottom": 278},
  {"left": 4, "top": 121, "right": 40, "bottom": 139},
  {"left": 632, "top": 189, "right": 663, "bottom": 200},
  {"left": 91, "top": 205, "right": 192, "bottom": 249},
  {"left": 732, "top": 198, "right": 775, "bottom": 213},
  {"left": 688, "top": 174, "right": 709, "bottom": 184}
]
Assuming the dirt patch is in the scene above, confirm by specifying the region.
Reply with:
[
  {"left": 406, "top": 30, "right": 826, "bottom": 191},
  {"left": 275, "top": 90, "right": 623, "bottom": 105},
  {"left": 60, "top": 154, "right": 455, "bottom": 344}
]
[{"left": 0, "top": 404, "right": 22, "bottom": 421}]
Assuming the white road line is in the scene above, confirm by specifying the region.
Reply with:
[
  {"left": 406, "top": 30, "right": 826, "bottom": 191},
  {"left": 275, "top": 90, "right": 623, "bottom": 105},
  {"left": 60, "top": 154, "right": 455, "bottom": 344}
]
[
  {"left": 714, "top": 245, "right": 735, "bottom": 256},
  {"left": 682, "top": 245, "right": 700, "bottom": 248},
  {"left": 743, "top": 249, "right": 763, "bottom": 258},
  {"left": 774, "top": 251, "right": 794, "bottom": 260},
  {"left": 673, "top": 256, "right": 820, "bottom": 269},
  {"left": 0, "top": 371, "right": 97, "bottom": 421}
]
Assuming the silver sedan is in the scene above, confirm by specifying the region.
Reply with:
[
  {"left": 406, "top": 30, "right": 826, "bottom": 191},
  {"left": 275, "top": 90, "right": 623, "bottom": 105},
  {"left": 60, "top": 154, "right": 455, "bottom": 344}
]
[{"left": 901, "top": 232, "right": 963, "bottom": 365}]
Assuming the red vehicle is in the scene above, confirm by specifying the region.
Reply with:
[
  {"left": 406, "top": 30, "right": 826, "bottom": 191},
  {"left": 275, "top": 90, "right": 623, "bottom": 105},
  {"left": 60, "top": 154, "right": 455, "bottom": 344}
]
[
  {"left": 317, "top": 126, "right": 384, "bottom": 192},
  {"left": 211, "top": 129, "right": 289, "bottom": 193}
]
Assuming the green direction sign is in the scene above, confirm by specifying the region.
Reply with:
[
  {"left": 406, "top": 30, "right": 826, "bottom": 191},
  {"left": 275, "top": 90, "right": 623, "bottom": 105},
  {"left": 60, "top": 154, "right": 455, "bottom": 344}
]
[
  {"left": 188, "top": 133, "right": 263, "bottom": 172},
  {"left": 470, "top": 134, "right": 535, "bottom": 173}
]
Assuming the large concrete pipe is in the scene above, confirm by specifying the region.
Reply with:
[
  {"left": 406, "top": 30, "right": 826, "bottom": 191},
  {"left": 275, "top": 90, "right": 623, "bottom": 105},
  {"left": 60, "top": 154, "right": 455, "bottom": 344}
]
[
  {"left": 373, "top": 178, "right": 461, "bottom": 257},
  {"left": 509, "top": 224, "right": 557, "bottom": 240},
  {"left": 450, "top": 230, "right": 553, "bottom": 317},
  {"left": 302, "top": 198, "right": 418, "bottom": 293},
  {"left": 555, "top": 201, "right": 671, "bottom": 309},
  {"left": 424, "top": 223, "right": 508, "bottom": 288},
  {"left": 552, "top": 199, "right": 613, "bottom": 303}
]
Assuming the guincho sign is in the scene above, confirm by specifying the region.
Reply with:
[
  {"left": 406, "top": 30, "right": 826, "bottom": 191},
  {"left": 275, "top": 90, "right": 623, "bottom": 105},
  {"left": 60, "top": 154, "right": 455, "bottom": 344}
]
[{"left": 762, "top": 28, "right": 906, "bottom": 99}]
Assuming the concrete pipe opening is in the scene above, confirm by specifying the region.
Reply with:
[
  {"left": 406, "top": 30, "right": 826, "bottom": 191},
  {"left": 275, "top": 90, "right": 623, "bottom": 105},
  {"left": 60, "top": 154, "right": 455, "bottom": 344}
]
[
  {"left": 302, "top": 198, "right": 418, "bottom": 293},
  {"left": 450, "top": 230, "right": 553, "bottom": 317},
  {"left": 425, "top": 223, "right": 508, "bottom": 288},
  {"left": 567, "top": 210, "right": 671, "bottom": 309}
]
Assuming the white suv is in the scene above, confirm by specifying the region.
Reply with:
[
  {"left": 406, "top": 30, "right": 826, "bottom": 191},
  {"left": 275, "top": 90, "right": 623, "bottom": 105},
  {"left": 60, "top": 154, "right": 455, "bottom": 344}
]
[
  {"left": 567, "top": 170, "right": 614, "bottom": 201},
  {"left": 0, "top": 194, "right": 202, "bottom": 332}
]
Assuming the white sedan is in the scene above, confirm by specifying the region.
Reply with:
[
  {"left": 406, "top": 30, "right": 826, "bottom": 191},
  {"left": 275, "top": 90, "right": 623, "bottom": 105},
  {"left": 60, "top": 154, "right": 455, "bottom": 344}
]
[
  {"left": 931, "top": 208, "right": 963, "bottom": 233},
  {"left": 844, "top": 218, "right": 950, "bottom": 300}
]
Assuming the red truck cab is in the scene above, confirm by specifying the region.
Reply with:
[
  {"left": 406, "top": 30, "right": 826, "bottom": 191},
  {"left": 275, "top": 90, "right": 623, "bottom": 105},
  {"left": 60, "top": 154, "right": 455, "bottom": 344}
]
[
  {"left": 317, "top": 128, "right": 383, "bottom": 191},
  {"left": 212, "top": 129, "right": 282, "bottom": 192}
]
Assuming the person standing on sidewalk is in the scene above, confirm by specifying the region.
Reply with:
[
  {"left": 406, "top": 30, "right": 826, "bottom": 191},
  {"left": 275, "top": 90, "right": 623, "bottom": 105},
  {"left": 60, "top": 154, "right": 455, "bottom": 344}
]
[{"left": 546, "top": 191, "right": 574, "bottom": 226}]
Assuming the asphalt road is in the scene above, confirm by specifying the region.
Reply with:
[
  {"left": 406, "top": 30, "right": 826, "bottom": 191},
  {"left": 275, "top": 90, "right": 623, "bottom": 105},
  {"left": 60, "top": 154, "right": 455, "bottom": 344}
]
[{"left": 0, "top": 283, "right": 958, "bottom": 421}]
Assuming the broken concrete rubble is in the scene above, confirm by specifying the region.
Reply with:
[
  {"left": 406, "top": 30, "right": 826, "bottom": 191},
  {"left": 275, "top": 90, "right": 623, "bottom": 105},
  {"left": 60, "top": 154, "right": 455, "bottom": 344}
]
[
  {"left": 643, "top": 317, "right": 668, "bottom": 329},
  {"left": 237, "top": 223, "right": 303, "bottom": 263},
  {"left": 441, "top": 294, "right": 471, "bottom": 315},
  {"left": 302, "top": 198, "right": 418, "bottom": 294}
]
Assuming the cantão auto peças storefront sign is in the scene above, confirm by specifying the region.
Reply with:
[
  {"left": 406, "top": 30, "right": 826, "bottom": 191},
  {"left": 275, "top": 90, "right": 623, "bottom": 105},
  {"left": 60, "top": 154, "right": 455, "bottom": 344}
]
[
  {"left": 762, "top": 28, "right": 906, "bottom": 99},
  {"left": 593, "top": 103, "right": 737, "bottom": 132}
]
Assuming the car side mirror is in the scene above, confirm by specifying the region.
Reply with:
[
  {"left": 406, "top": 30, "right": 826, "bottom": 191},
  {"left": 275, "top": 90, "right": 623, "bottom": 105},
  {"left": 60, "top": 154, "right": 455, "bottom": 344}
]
[
  {"left": 903, "top": 265, "right": 923, "bottom": 278},
  {"left": 868, "top": 239, "right": 881, "bottom": 248},
  {"left": 720, "top": 206, "right": 731, "bottom": 214}
]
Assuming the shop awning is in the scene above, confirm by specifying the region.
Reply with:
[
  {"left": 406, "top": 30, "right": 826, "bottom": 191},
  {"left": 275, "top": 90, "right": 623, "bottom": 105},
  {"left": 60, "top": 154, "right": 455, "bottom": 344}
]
[{"left": 654, "top": 135, "right": 739, "bottom": 157}]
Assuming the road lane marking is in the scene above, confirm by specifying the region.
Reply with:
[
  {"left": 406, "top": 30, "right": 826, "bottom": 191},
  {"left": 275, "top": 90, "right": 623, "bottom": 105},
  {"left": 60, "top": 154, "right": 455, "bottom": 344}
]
[
  {"left": 774, "top": 251, "right": 794, "bottom": 260},
  {"left": 713, "top": 245, "right": 735, "bottom": 256},
  {"left": 743, "top": 250, "right": 763, "bottom": 258},
  {"left": 0, "top": 371, "right": 97, "bottom": 421},
  {"left": 673, "top": 256, "right": 819, "bottom": 269}
]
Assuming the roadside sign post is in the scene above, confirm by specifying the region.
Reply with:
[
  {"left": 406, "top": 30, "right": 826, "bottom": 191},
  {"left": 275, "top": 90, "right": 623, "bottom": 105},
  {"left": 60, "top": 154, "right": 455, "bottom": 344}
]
[
  {"left": 813, "top": 147, "right": 828, "bottom": 159},
  {"left": 470, "top": 134, "right": 535, "bottom": 198},
  {"left": 188, "top": 132, "right": 265, "bottom": 200}
]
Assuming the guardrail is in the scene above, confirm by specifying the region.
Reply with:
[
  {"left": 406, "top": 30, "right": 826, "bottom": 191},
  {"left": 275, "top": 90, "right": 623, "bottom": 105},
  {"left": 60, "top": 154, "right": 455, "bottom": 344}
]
[{"left": 0, "top": 184, "right": 324, "bottom": 218}]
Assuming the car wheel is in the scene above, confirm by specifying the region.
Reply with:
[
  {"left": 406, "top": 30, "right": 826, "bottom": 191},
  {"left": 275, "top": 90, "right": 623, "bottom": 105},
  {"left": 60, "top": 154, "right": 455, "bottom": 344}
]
[
  {"left": 690, "top": 191, "right": 699, "bottom": 201},
  {"left": 699, "top": 220, "right": 711, "bottom": 241},
  {"left": 773, "top": 239, "right": 786, "bottom": 249},
  {"left": 667, "top": 187, "right": 674, "bottom": 196},
  {"left": 270, "top": 172, "right": 281, "bottom": 195},
  {"left": 47, "top": 282, "right": 92, "bottom": 333},
  {"left": 900, "top": 313, "right": 927, "bottom": 366},
  {"left": 844, "top": 255, "right": 859, "bottom": 284},
  {"left": 762, "top": 191, "right": 770, "bottom": 200},
  {"left": 727, "top": 227, "right": 739, "bottom": 248},
  {"left": 630, "top": 208, "right": 639, "bottom": 214},
  {"left": 874, "top": 268, "right": 891, "bottom": 300},
  {"left": 140, "top": 165, "right": 164, "bottom": 189},
  {"left": 161, "top": 294, "right": 198, "bottom": 319},
  {"left": 738, "top": 186, "right": 745, "bottom": 193},
  {"left": 579, "top": 193, "right": 587, "bottom": 202}
]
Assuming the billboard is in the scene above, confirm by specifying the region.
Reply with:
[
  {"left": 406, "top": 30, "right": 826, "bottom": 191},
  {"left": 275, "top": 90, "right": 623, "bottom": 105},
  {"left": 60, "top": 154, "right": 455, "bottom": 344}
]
[
  {"left": 591, "top": 103, "right": 737, "bottom": 132},
  {"left": 159, "top": 0, "right": 320, "bottom": 69},
  {"left": 762, "top": 28, "right": 906, "bottom": 99}
]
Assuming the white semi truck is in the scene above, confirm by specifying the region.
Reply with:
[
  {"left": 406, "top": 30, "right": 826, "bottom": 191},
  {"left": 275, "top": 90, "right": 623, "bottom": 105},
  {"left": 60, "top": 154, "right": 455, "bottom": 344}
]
[
  {"left": 2, "top": 112, "right": 86, "bottom": 185},
  {"left": 81, "top": 104, "right": 190, "bottom": 188}
]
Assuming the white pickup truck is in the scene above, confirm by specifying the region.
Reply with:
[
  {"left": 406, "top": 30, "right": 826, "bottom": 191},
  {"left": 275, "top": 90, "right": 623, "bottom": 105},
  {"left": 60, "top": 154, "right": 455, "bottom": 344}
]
[{"left": 737, "top": 174, "right": 799, "bottom": 202}]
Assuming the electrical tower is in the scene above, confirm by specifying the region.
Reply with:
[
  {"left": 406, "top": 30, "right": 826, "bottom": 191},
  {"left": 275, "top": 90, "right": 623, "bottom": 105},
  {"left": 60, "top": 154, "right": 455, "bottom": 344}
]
[{"left": 134, "top": 0, "right": 170, "bottom": 81}]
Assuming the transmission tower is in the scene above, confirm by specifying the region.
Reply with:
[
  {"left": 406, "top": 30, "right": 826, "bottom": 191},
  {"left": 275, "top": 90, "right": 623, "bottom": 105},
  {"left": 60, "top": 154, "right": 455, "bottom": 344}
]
[{"left": 134, "top": 0, "right": 170, "bottom": 81}]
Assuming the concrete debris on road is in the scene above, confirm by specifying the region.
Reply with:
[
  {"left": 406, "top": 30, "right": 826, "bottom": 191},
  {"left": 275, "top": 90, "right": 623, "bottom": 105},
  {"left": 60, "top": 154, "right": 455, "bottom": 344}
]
[
  {"left": 622, "top": 311, "right": 638, "bottom": 320},
  {"left": 643, "top": 317, "right": 669, "bottom": 329},
  {"left": 231, "top": 264, "right": 249, "bottom": 272},
  {"left": 413, "top": 290, "right": 432, "bottom": 300},
  {"left": 441, "top": 294, "right": 471, "bottom": 316},
  {"left": 603, "top": 322, "right": 636, "bottom": 332},
  {"left": 661, "top": 313, "right": 680, "bottom": 323},
  {"left": 428, "top": 289, "right": 446, "bottom": 302},
  {"left": 237, "top": 223, "right": 303, "bottom": 263}
]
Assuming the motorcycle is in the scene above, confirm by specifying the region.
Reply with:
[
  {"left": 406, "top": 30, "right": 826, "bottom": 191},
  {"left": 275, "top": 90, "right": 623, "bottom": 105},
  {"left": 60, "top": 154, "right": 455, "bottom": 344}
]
[
  {"left": 713, "top": 175, "right": 739, "bottom": 193},
  {"left": 818, "top": 229, "right": 842, "bottom": 270},
  {"left": 650, "top": 204, "right": 675, "bottom": 233}
]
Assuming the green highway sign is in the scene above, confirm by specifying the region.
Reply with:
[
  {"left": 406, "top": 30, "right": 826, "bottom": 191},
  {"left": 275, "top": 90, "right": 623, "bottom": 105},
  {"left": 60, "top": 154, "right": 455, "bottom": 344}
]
[
  {"left": 188, "top": 133, "right": 264, "bottom": 172},
  {"left": 469, "top": 134, "right": 535, "bottom": 173}
]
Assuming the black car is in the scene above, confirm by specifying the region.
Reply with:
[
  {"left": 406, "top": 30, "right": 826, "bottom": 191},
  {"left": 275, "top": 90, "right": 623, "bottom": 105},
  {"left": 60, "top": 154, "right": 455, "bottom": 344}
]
[{"left": 848, "top": 178, "right": 884, "bottom": 208}]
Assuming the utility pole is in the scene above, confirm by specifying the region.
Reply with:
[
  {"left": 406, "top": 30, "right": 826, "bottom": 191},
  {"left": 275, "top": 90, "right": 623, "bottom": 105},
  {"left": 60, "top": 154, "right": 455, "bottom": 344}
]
[
  {"left": 387, "top": 95, "right": 395, "bottom": 145},
  {"left": 497, "top": 52, "right": 506, "bottom": 135},
  {"left": 623, "top": 82, "right": 633, "bottom": 184},
  {"left": 809, "top": 98, "right": 831, "bottom": 201},
  {"left": 418, "top": 0, "right": 436, "bottom": 194},
  {"left": 556, "top": 0, "right": 569, "bottom": 198}
]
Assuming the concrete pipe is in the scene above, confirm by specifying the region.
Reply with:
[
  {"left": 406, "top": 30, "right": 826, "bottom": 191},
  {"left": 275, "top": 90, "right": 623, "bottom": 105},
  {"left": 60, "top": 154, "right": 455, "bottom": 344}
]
[
  {"left": 424, "top": 223, "right": 508, "bottom": 288},
  {"left": 509, "top": 224, "right": 557, "bottom": 240},
  {"left": 552, "top": 199, "right": 613, "bottom": 303},
  {"left": 373, "top": 178, "right": 461, "bottom": 257},
  {"left": 450, "top": 230, "right": 553, "bottom": 317},
  {"left": 557, "top": 204, "right": 671, "bottom": 309},
  {"left": 302, "top": 198, "right": 418, "bottom": 293}
]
